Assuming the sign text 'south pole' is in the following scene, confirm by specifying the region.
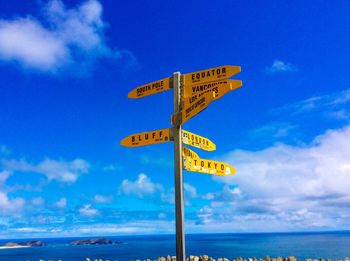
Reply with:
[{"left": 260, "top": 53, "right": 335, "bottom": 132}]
[{"left": 173, "top": 72, "right": 185, "bottom": 261}]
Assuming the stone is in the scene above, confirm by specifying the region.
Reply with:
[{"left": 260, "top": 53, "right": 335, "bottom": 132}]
[
  {"left": 265, "top": 257, "right": 271, "bottom": 261},
  {"left": 202, "top": 255, "right": 209, "bottom": 261},
  {"left": 70, "top": 238, "right": 112, "bottom": 246}
]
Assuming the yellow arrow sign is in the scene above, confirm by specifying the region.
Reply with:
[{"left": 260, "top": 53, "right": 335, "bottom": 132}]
[
  {"left": 179, "top": 91, "right": 215, "bottom": 124},
  {"left": 182, "top": 146, "right": 199, "bottom": 159},
  {"left": 182, "top": 129, "right": 216, "bottom": 151},
  {"left": 183, "top": 156, "right": 235, "bottom": 176},
  {"left": 121, "top": 128, "right": 172, "bottom": 147},
  {"left": 128, "top": 77, "right": 172, "bottom": 99},
  {"left": 184, "top": 65, "right": 241, "bottom": 86},
  {"left": 184, "top": 79, "right": 242, "bottom": 99}
]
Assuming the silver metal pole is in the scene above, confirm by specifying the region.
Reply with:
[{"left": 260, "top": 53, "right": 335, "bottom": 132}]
[{"left": 173, "top": 72, "right": 185, "bottom": 261}]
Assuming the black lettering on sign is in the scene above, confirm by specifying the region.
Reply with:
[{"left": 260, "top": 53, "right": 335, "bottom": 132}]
[
  {"left": 137, "top": 135, "right": 142, "bottom": 141},
  {"left": 214, "top": 163, "right": 217, "bottom": 169},
  {"left": 151, "top": 80, "right": 163, "bottom": 89},
  {"left": 208, "top": 162, "right": 211, "bottom": 168},
  {"left": 189, "top": 95, "right": 197, "bottom": 104},
  {"left": 190, "top": 67, "right": 227, "bottom": 83},
  {"left": 132, "top": 136, "right": 135, "bottom": 142},
  {"left": 201, "top": 161, "right": 205, "bottom": 167},
  {"left": 194, "top": 159, "right": 197, "bottom": 165},
  {"left": 152, "top": 132, "right": 156, "bottom": 139},
  {"left": 221, "top": 164, "right": 224, "bottom": 170},
  {"left": 159, "top": 131, "right": 163, "bottom": 137},
  {"left": 145, "top": 134, "right": 149, "bottom": 140}
]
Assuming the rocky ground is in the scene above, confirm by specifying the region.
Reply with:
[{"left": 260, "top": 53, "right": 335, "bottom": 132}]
[{"left": 30, "top": 256, "right": 350, "bottom": 261}]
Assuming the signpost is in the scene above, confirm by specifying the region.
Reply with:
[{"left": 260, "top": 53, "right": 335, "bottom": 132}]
[
  {"left": 183, "top": 65, "right": 240, "bottom": 85},
  {"left": 182, "top": 130, "right": 216, "bottom": 151},
  {"left": 183, "top": 156, "right": 235, "bottom": 176},
  {"left": 128, "top": 77, "right": 172, "bottom": 98},
  {"left": 182, "top": 146, "right": 199, "bottom": 159},
  {"left": 120, "top": 128, "right": 172, "bottom": 147},
  {"left": 184, "top": 79, "right": 242, "bottom": 99},
  {"left": 179, "top": 91, "right": 215, "bottom": 124},
  {"left": 121, "top": 65, "right": 242, "bottom": 261}
]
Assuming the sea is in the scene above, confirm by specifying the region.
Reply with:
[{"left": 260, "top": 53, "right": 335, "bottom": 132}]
[{"left": 0, "top": 232, "right": 349, "bottom": 261}]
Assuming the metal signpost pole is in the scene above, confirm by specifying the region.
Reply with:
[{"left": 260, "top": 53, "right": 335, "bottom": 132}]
[{"left": 173, "top": 72, "right": 186, "bottom": 261}]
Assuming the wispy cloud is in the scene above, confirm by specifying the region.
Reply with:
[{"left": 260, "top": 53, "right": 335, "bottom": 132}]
[
  {"left": 266, "top": 59, "right": 298, "bottom": 74},
  {"left": 249, "top": 122, "right": 298, "bottom": 140},
  {"left": 0, "top": 0, "right": 134, "bottom": 74},
  {"left": 273, "top": 89, "right": 350, "bottom": 116},
  {"left": 79, "top": 204, "right": 100, "bottom": 217},
  {"left": 3, "top": 158, "right": 90, "bottom": 183},
  {"left": 54, "top": 197, "right": 67, "bottom": 209},
  {"left": 93, "top": 194, "right": 112, "bottom": 204}
]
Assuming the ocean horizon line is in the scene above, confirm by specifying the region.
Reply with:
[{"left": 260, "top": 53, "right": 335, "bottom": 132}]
[{"left": 1, "top": 229, "right": 350, "bottom": 241}]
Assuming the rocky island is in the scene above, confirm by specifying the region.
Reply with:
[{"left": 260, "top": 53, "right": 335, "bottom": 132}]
[
  {"left": 0, "top": 240, "right": 46, "bottom": 249},
  {"left": 70, "top": 238, "right": 113, "bottom": 246}
]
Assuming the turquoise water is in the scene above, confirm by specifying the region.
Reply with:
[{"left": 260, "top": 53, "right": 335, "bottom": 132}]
[{"left": 0, "top": 232, "right": 349, "bottom": 261}]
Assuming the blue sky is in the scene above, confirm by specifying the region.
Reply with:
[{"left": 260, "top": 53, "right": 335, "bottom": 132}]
[{"left": 0, "top": 0, "right": 350, "bottom": 238}]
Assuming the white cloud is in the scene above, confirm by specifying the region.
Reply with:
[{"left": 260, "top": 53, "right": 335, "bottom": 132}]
[
  {"left": 119, "top": 173, "right": 163, "bottom": 198},
  {"left": 93, "top": 194, "right": 112, "bottom": 204},
  {"left": 202, "top": 185, "right": 241, "bottom": 202},
  {"left": 160, "top": 189, "right": 174, "bottom": 204},
  {"left": 266, "top": 59, "right": 297, "bottom": 73},
  {"left": 249, "top": 122, "right": 297, "bottom": 139},
  {"left": 0, "top": 191, "right": 25, "bottom": 216},
  {"left": 184, "top": 183, "right": 197, "bottom": 198},
  {"left": 103, "top": 164, "right": 123, "bottom": 172},
  {"left": 273, "top": 88, "right": 350, "bottom": 116},
  {"left": 0, "top": 0, "right": 133, "bottom": 73},
  {"left": 31, "top": 197, "right": 45, "bottom": 206},
  {"left": 0, "top": 170, "right": 11, "bottom": 185},
  {"left": 326, "top": 109, "right": 349, "bottom": 120},
  {"left": 0, "top": 18, "right": 68, "bottom": 71},
  {"left": 55, "top": 197, "right": 67, "bottom": 209},
  {"left": 204, "top": 125, "right": 350, "bottom": 230},
  {"left": 79, "top": 204, "right": 99, "bottom": 217},
  {"left": 3, "top": 158, "right": 90, "bottom": 184}
]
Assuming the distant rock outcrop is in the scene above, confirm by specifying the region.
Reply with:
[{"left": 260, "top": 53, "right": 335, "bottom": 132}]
[
  {"left": 70, "top": 238, "right": 113, "bottom": 246},
  {"left": 3, "top": 240, "right": 46, "bottom": 247}
]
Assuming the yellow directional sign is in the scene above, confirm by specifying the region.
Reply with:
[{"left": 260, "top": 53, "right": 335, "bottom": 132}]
[
  {"left": 182, "top": 146, "right": 199, "bottom": 159},
  {"left": 183, "top": 156, "right": 235, "bottom": 176},
  {"left": 120, "top": 128, "right": 172, "bottom": 147},
  {"left": 184, "top": 65, "right": 241, "bottom": 86},
  {"left": 182, "top": 129, "right": 216, "bottom": 151},
  {"left": 179, "top": 91, "right": 215, "bottom": 124},
  {"left": 184, "top": 79, "right": 242, "bottom": 99},
  {"left": 128, "top": 77, "right": 172, "bottom": 98}
]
